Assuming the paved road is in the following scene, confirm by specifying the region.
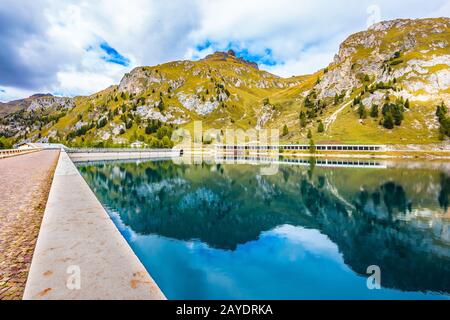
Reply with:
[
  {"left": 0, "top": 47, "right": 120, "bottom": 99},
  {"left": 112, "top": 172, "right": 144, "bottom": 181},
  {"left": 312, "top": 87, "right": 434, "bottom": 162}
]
[{"left": 0, "top": 150, "right": 60, "bottom": 300}]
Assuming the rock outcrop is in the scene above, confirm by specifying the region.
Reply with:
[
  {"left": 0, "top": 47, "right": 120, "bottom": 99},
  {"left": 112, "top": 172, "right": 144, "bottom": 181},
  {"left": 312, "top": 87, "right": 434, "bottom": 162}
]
[
  {"left": 315, "top": 18, "right": 450, "bottom": 106},
  {"left": 202, "top": 50, "right": 259, "bottom": 70}
]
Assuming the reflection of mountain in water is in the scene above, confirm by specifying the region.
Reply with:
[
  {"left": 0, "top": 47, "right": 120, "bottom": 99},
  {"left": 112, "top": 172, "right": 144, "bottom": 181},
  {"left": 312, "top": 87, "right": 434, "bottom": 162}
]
[{"left": 78, "top": 160, "right": 450, "bottom": 294}]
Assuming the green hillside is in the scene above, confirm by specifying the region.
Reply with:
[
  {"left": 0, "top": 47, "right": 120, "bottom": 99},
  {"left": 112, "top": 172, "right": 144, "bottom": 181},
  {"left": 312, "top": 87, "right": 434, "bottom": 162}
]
[{"left": 0, "top": 18, "right": 449, "bottom": 148}]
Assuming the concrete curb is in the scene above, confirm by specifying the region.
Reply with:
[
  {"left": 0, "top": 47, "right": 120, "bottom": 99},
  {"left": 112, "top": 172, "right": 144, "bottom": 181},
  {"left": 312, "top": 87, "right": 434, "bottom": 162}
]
[
  {"left": 23, "top": 150, "right": 166, "bottom": 300},
  {"left": 0, "top": 148, "right": 42, "bottom": 159},
  {"left": 69, "top": 150, "right": 180, "bottom": 162}
]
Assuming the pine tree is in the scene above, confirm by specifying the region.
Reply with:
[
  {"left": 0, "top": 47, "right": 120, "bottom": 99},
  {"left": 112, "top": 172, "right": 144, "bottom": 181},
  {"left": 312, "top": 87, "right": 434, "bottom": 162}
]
[
  {"left": 334, "top": 93, "right": 339, "bottom": 105},
  {"left": 304, "top": 97, "right": 311, "bottom": 108},
  {"left": 157, "top": 98, "right": 165, "bottom": 112},
  {"left": 436, "top": 103, "right": 450, "bottom": 138},
  {"left": 145, "top": 124, "right": 152, "bottom": 135},
  {"left": 282, "top": 124, "right": 289, "bottom": 136},
  {"left": 357, "top": 104, "right": 367, "bottom": 119},
  {"left": 370, "top": 104, "right": 379, "bottom": 118},
  {"left": 393, "top": 106, "right": 404, "bottom": 126},
  {"left": 404, "top": 99, "right": 410, "bottom": 109},
  {"left": 318, "top": 121, "right": 324, "bottom": 133},
  {"left": 436, "top": 102, "right": 447, "bottom": 122},
  {"left": 382, "top": 113, "right": 394, "bottom": 129},
  {"left": 307, "top": 129, "right": 312, "bottom": 139},
  {"left": 309, "top": 139, "right": 316, "bottom": 153},
  {"left": 299, "top": 111, "right": 307, "bottom": 128},
  {"left": 96, "top": 117, "right": 107, "bottom": 129}
]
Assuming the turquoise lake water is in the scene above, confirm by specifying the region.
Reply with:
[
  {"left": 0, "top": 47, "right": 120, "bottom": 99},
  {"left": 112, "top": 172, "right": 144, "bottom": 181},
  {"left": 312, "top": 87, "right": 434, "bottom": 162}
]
[{"left": 77, "top": 158, "right": 450, "bottom": 299}]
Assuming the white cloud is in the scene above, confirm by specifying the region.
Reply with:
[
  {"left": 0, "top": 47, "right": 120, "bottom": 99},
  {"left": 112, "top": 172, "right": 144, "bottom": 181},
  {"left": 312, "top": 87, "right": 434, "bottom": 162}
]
[
  {"left": 270, "top": 224, "right": 341, "bottom": 259},
  {"left": 0, "top": 0, "right": 448, "bottom": 101},
  {"left": 430, "top": 1, "right": 450, "bottom": 17},
  {"left": 266, "top": 52, "right": 334, "bottom": 78},
  {"left": 265, "top": 33, "right": 348, "bottom": 77},
  {"left": 55, "top": 70, "right": 118, "bottom": 97},
  {"left": 0, "top": 86, "right": 41, "bottom": 102}
]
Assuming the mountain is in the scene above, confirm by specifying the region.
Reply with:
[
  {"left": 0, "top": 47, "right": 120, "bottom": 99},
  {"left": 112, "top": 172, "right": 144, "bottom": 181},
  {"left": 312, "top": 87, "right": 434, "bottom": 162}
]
[
  {"left": 0, "top": 93, "right": 54, "bottom": 117},
  {"left": 0, "top": 94, "right": 74, "bottom": 144},
  {"left": 0, "top": 17, "right": 449, "bottom": 148},
  {"left": 312, "top": 17, "right": 450, "bottom": 143}
]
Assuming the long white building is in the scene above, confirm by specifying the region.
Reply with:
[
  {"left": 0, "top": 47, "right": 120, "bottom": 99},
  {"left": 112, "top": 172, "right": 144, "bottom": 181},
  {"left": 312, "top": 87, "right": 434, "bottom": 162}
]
[{"left": 216, "top": 144, "right": 386, "bottom": 152}]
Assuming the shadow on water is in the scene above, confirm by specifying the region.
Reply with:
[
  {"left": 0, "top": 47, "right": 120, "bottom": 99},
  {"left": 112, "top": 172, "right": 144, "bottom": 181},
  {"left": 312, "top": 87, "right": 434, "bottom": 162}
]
[{"left": 77, "top": 158, "right": 450, "bottom": 297}]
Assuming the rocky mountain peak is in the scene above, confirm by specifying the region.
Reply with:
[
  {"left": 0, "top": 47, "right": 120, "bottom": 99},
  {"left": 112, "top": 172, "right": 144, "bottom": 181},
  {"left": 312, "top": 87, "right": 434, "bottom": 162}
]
[
  {"left": 29, "top": 93, "right": 53, "bottom": 99},
  {"left": 202, "top": 51, "right": 259, "bottom": 69},
  {"left": 227, "top": 49, "right": 236, "bottom": 56},
  {"left": 368, "top": 17, "right": 449, "bottom": 32},
  {"left": 316, "top": 17, "right": 450, "bottom": 105}
]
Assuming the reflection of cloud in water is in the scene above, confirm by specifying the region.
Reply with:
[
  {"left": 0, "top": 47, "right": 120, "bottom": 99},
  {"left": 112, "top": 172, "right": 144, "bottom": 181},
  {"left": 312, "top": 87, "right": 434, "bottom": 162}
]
[
  {"left": 106, "top": 208, "right": 138, "bottom": 242},
  {"left": 270, "top": 225, "right": 342, "bottom": 261},
  {"left": 132, "top": 224, "right": 352, "bottom": 299},
  {"left": 130, "top": 224, "right": 442, "bottom": 299}
]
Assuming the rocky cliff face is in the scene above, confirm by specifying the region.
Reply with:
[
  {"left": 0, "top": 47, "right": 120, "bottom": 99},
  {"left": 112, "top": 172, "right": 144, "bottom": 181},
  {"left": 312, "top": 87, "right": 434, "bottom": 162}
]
[
  {"left": 27, "top": 96, "right": 75, "bottom": 111},
  {"left": 315, "top": 18, "right": 450, "bottom": 106},
  {"left": 118, "top": 66, "right": 167, "bottom": 95},
  {"left": 0, "top": 95, "right": 75, "bottom": 140}
]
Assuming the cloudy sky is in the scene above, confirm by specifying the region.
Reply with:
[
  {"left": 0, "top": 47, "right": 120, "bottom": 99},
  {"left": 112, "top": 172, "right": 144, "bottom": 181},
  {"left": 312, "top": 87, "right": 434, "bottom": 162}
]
[{"left": 0, "top": 0, "right": 449, "bottom": 102}]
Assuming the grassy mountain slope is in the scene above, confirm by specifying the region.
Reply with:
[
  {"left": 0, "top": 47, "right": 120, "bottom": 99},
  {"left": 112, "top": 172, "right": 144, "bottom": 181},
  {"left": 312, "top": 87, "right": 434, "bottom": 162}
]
[{"left": 0, "top": 18, "right": 449, "bottom": 148}]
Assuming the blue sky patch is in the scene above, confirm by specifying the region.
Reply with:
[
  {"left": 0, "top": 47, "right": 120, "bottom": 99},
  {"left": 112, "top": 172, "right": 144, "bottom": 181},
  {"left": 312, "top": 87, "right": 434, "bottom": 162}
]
[
  {"left": 0, "top": 88, "right": 5, "bottom": 93},
  {"left": 234, "top": 47, "right": 277, "bottom": 66},
  {"left": 224, "top": 42, "right": 278, "bottom": 66},
  {"left": 195, "top": 40, "right": 279, "bottom": 67},
  {"left": 195, "top": 40, "right": 213, "bottom": 51},
  {"left": 99, "top": 42, "right": 130, "bottom": 67}
]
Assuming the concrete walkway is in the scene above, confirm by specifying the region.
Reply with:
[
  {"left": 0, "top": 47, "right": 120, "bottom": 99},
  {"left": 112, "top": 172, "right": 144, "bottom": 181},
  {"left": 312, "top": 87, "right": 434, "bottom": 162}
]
[
  {"left": 69, "top": 149, "right": 181, "bottom": 162},
  {"left": 23, "top": 151, "right": 165, "bottom": 300},
  {"left": 0, "top": 150, "right": 59, "bottom": 300}
]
